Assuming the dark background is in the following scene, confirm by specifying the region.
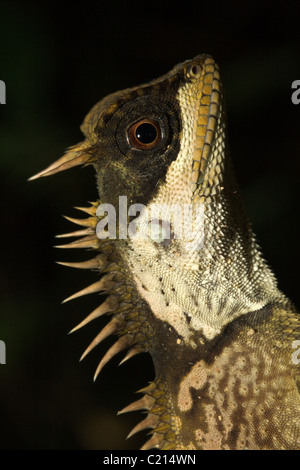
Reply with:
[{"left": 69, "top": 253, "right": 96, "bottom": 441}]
[{"left": 0, "top": 0, "right": 299, "bottom": 450}]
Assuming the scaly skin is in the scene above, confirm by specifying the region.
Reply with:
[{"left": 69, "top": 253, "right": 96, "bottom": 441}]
[{"left": 30, "top": 54, "right": 300, "bottom": 449}]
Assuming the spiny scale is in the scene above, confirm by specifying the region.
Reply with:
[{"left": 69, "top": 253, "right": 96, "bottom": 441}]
[
  {"left": 56, "top": 205, "right": 143, "bottom": 372},
  {"left": 53, "top": 204, "right": 161, "bottom": 448},
  {"left": 69, "top": 295, "right": 118, "bottom": 333},
  {"left": 140, "top": 434, "right": 164, "bottom": 451},
  {"left": 118, "top": 345, "right": 144, "bottom": 366},
  {"left": 117, "top": 395, "right": 155, "bottom": 415},
  {"left": 28, "top": 142, "right": 96, "bottom": 180},
  {"left": 79, "top": 315, "right": 124, "bottom": 361},
  {"left": 56, "top": 254, "right": 106, "bottom": 270},
  {"left": 54, "top": 234, "right": 100, "bottom": 250},
  {"left": 63, "top": 215, "right": 97, "bottom": 228},
  {"left": 56, "top": 228, "right": 94, "bottom": 238},
  {"left": 93, "top": 334, "right": 134, "bottom": 381},
  {"left": 74, "top": 204, "right": 98, "bottom": 216},
  {"left": 62, "top": 274, "right": 116, "bottom": 303},
  {"left": 116, "top": 380, "right": 171, "bottom": 450},
  {"left": 126, "top": 414, "right": 159, "bottom": 440}
]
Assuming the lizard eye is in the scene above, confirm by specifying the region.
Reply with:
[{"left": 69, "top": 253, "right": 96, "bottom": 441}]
[{"left": 128, "top": 119, "right": 162, "bottom": 150}]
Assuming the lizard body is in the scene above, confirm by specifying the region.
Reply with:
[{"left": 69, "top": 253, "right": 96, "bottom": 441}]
[{"left": 30, "top": 55, "right": 300, "bottom": 449}]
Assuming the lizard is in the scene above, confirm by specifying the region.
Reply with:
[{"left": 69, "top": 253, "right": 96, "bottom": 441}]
[{"left": 29, "top": 54, "right": 300, "bottom": 450}]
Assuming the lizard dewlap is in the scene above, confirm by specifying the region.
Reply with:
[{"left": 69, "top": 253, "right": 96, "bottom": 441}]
[{"left": 30, "top": 54, "right": 300, "bottom": 450}]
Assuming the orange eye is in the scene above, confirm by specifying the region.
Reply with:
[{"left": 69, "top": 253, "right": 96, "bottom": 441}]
[{"left": 128, "top": 119, "right": 161, "bottom": 150}]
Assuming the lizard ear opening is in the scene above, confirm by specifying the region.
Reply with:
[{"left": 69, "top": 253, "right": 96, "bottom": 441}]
[{"left": 28, "top": 141, "right": 96, "bottom": 181}]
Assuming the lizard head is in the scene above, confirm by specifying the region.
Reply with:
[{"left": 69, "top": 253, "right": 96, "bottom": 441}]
[
  {"left": 30, "top": 55, "right": 222, "bottom": 202},
  {"left": 81, "top": 54, "right": 224, "bottom": 208},
  {"left": 29, "top": 54, "right": 281, "bottom": 448},
  {"left": 30, "top": 52, "right": 278, "bottom": 345}
]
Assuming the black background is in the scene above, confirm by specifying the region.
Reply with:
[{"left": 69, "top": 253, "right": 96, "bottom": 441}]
[{"left": 0, "top": 0, "right": 299, "bottom": 450}]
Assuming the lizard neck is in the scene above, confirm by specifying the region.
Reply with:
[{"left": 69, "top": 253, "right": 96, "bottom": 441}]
[{"left": 117, "top": 148, "right": 286, "bottom": 344}]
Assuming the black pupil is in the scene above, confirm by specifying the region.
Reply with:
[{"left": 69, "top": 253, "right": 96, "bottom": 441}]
[{"left": 136, "top": 123, "right": 157, "bottom": 144}]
